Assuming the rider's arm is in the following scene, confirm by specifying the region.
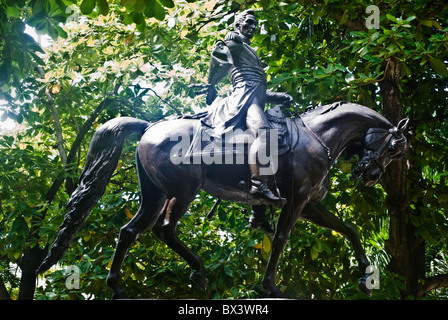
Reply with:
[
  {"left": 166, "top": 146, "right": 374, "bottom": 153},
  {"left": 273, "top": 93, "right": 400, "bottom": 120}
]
[
  {"left": 266, "top": 91, "right": 294, "bottom": 106},
  {"left": 224, "top": 31, "right": 244, "bottom": 54}
]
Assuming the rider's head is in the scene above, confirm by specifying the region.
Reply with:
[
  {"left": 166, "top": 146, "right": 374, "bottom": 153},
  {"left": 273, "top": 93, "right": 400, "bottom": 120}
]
[{"left": 234, "top": 9, "right": 257, "bottom": 39}]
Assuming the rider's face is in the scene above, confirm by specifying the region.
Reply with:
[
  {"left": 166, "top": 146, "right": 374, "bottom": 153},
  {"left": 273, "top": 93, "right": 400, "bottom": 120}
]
[{"left": 239, "top": 15, "right": 257, "bottom": 39}]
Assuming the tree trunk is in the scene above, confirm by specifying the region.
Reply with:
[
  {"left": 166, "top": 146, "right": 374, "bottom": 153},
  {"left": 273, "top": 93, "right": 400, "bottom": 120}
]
[
  {"left": 0, "top": 277, "right": 10, "bottom": 300},
  {"left": 380, "top": 57, "right": 425, "bottom": 298},
  {"left": 18, "top": 246, "right": 47, "bottom": 300}
]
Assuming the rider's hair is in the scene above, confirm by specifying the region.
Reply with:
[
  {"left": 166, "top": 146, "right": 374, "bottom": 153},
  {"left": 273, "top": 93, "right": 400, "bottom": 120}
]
[{"left": 234, "top": 9, "right": 257, "bottom": 30}]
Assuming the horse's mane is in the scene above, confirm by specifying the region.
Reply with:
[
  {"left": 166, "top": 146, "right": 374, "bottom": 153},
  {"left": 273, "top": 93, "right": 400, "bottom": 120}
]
[
  {"left": 299, "top": 101, "right": 392, "bottom": 129},
  {"left": 300, "top": 101, "right": 350, "bottom": 117}
]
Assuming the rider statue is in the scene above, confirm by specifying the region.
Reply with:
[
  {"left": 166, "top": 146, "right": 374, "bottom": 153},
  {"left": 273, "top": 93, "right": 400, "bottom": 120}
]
[{"left": 194, "top": 9, "right": 293, "bottom": 227}]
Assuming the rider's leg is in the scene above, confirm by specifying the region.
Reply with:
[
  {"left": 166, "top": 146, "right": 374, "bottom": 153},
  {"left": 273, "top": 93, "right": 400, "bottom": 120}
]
[{"left": 246, "top": 104, "right": 286, "bottom": 208}]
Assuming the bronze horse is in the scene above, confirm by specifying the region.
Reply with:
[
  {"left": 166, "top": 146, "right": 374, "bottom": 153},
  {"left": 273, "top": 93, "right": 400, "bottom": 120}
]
[{"left": 37, "top": 101, "right": 408, "bottom": 298}]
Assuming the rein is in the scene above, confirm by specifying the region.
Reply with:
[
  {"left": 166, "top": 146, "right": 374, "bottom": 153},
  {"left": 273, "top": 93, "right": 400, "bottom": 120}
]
[
  {"left": 299, "top": 117, "right": 333, "bottom": 165},
  {"left": 300, "top": 117, "right": 399, "bottom": 173}
]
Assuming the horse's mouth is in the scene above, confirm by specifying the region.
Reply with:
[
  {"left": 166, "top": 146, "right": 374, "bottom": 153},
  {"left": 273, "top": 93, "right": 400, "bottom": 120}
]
[{"left": 352, "top": 161, "right": 383, "bottom": 186}]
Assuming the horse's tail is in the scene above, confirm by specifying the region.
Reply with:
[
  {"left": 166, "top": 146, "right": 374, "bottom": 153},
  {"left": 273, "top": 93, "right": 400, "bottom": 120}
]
[{"left": 36, "top": 117, "right": 150, "bottom": 274}]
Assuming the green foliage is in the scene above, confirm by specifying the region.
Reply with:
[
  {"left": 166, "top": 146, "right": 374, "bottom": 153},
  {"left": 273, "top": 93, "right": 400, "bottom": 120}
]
[{"left": 1, "top": 0, "right": 448, "bottom": 300}]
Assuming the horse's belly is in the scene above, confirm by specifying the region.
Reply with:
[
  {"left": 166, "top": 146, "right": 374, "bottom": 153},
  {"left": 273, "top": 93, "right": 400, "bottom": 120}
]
[{"left": 202, "top": 163, "right": 253, "bottom": 202}]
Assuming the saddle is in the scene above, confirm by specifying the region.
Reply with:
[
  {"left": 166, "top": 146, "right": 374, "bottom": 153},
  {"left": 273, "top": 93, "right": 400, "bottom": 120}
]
[{"left": 182, "top": 105, "right": 296, "bottom": 163}]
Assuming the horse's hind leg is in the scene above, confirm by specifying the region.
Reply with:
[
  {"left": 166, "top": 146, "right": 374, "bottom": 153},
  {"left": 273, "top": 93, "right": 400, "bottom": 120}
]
[
  {"left": 153, "top": 195, "right": 207, "bottom": 290},
  {"left": 106, "top": 158, "right": 166, "bottom": 299}
]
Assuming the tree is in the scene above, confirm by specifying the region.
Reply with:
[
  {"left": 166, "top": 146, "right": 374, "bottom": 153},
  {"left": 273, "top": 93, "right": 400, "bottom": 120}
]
[
  {"left": 1, "top": 0, "right": 206, "bottom": 300},
  {"left": 272, "top": 0, "right": 448, "bottom": 299},
  {"left": 1, "top": 0, "right": 448, "bottom": 300}
]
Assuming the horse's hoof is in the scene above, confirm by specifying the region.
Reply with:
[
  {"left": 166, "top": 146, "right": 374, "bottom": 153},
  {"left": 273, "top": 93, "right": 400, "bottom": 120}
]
[
  {"left": 268, "top": 288, "right": 285, "bottom": 298},
  {"left": 112, "top": 291, "right": 129, "bottom": 300},
  {"left": 190, "top": 271, "right": 207, "bottom": 290},
  {"left": 358, "top": 276, "right": 373, "bottom": 297}
]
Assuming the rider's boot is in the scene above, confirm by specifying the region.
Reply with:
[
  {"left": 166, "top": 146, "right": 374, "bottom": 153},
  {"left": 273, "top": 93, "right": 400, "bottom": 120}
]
[{"left": 249, "top": 163, "right": 287, "bottom": 208}]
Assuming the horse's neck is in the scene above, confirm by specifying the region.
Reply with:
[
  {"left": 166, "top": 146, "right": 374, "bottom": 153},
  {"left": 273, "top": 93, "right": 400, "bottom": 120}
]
[{"left": 300, "top": 104, "right": 392, "bottom": 161}]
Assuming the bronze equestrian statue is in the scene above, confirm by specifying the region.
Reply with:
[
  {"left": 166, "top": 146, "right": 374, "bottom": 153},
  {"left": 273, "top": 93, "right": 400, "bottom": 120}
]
[{"left": 36, "top": 10, "right": 409, "bottom": 299}]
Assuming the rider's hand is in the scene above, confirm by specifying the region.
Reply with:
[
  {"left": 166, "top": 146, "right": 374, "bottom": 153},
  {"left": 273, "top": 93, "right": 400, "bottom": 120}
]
[{"left": 280, "top": 93, "right": 294, "bottom": 107}]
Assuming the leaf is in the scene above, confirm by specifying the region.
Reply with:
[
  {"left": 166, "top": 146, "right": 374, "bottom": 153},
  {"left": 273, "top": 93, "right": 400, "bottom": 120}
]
[
  {"left": 54, "top": 24, "right": 68, "bottom": 39},
  {"left": 124, "top": 206, "right": 134, "bottom": 219},
  {"left": 420, "top": 20, "right": 433, "bottom": 27},
  {"left": 17, "top": 201, "right": 27, "bottom": 212},
  {"left": 310, "top": 248, "right": 319, "bottom": 260},
  {"left": 262, "top": 234, "right": 271, "bottom": 253},
  {"left": 429, "top": 57, "right": 448, "bottom": 76},
  {"left": 350, "top": 31, "right": 368, "bottom": 38},
  {"left": 260, "top": 0, "right": 271, "bottom": 10},
  {"left": 80, "top": 0, "right": 96, "bottom": 15},
  {"left": 134, "top": 0, "right": 145, "bottom": 13},
  {"left": 312, "top": 239, "right": 323, "bottom": 253},
  {"left": 133, "top": 12, "right": 144, "bottom": 24},
  {"left": 11, "top": 216, "right": 29, "bottom": 236},
  {"left": 339, "top": 10, "right": 349, "bottom": 26},
  {"left": 83, "top": 231, "right": 91, "bottom": 241},
  {"left": 400, "top": 62, "right": 412, "bottom": 76},
  {"left": 158, "top": 0, "right": 174, "bottom": 8},
  {"left": 433, "top": 20, "right": 443, "bottom": 30},
  {"left": 32, "top": 0, "right": 47, "bottom": 15},
  {"left": 224, "top": 265, "right": 234, "bottom": 277},
  {"left": 0, "top": 63, "right": 10, "bottom": 83},
  {"left": 120, "top": 0, "right": 136, "bottom": 6},
  {"left": 87, "top": 36, "right": 95, "bottom": 46},
  {"left": 386, "top": 14, "right": 398, "bottom": 23},
  {"left": 144, "top": 0, "right": 166, "bottom": 20},
  {"left": 217, "top": 206, "right": 227, "bottom": 222},
  {"left": 97, "top": 0, "right": 109, "bottom": 15}
]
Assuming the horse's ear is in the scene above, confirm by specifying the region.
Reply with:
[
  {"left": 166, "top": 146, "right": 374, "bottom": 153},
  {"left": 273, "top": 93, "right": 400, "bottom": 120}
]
[{"left": 396, "top": 118, "right": 409, "bottom": 134}]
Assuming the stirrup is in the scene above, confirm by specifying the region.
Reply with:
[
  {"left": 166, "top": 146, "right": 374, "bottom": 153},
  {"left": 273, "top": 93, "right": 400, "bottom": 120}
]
[{"left": 250, "top": 180, "right": 287, "bottom": 208}]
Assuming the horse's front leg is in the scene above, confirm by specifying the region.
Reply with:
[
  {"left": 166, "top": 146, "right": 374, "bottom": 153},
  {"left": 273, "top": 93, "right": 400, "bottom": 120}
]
[
  {"left": 262, "top": 195, "right": 307, "bottom": 298},
  {"left": 300, "top": 202, "right": 372, "bottom": 296}
]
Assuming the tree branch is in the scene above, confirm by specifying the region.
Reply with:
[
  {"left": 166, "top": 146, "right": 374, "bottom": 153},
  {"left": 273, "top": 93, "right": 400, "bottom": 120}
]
[
  {"left": 45, "top": 84, "right": 121, "bottom": 200},
  {"left": 35, "top": 66, "right": 68, "bottom": 165},
  {"left": 419, "top": 274, "right": 448, "bottom": 297},
  {"left": 414, "top": 113, "right": 448, "bottom": 126},
  {"left": 129, "top": 85, "right": 181, "bottom": 115}
]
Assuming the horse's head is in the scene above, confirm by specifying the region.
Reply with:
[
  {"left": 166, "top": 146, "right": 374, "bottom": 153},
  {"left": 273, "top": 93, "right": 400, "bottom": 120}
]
[{"left": 352, "top": 118, "right": 409, "bottom": 186}]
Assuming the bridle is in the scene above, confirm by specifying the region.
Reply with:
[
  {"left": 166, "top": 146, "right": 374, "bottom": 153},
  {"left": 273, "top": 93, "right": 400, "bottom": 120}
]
[{"left": 364, "top": 127, "right": 404, "bottom": 173}]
